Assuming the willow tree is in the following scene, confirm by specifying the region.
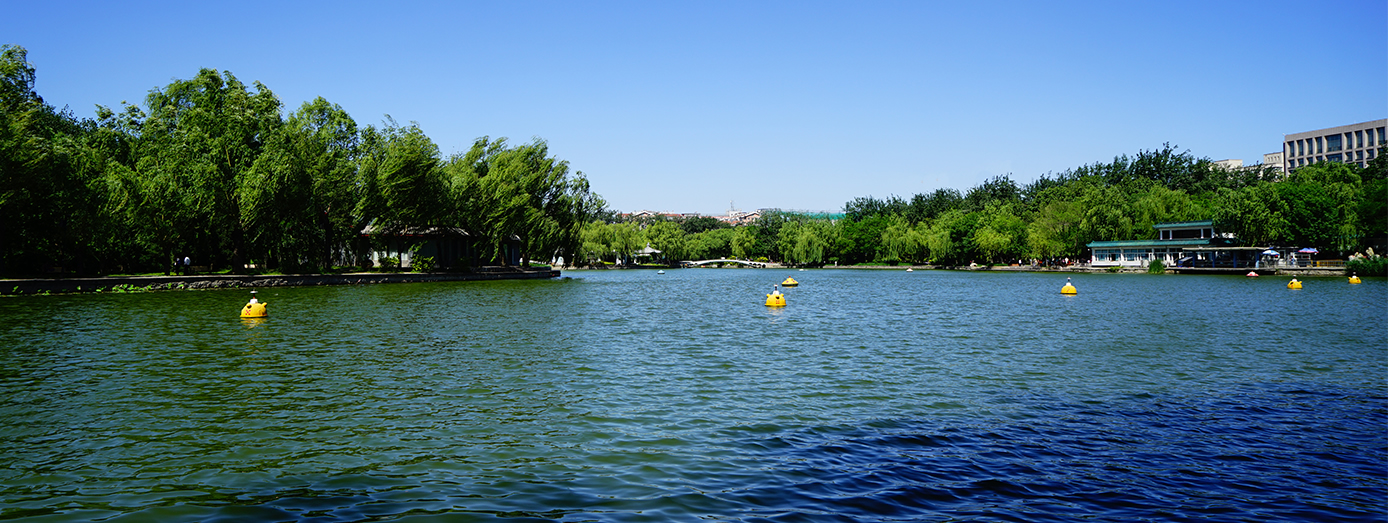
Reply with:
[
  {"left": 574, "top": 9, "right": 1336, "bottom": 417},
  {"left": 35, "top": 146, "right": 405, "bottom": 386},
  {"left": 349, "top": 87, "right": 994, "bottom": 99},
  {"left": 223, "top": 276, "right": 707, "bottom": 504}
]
[
  {"left": 879, "top": 215, "right": 925, "bottom": 264},
  {"left": 0, "top": 45, "right": 119, "bottom": 275},
  {"left": 781, "top": 219, "right": 837, "bottom": 266},
  {"left": 777, "top": 221, "right": 806, "bottom": 265},
  {"left": 1211, "top": 184, "right": 1288, "bottom": 247},
  {"left": 643, "top": 220, "right": 688, "bottom": 264},
  {"left": 971, "top": 202, "right": 1028, "bottom": 263},
  {"left": 578, "top": 220, "right": 612, "bottom": 265},
  {"left": 924, "top": 210, "right": 981, "bottom": 265},
  {"left": 688, "top": 227, "right": 735, "bottom": 260},
  {"left": 133, "top": 68, "right": 283, "bottom": 270},
  {"left": 730, "top": 225, "right": 758, "bottom": 260},
  {"left": 356, "top": 120, "right": 448, "bottom": 234},
  {"left": 1077, "top": 184, "right": 1137, "bottom": 245},
  {"left": 575, "top": 221, "right": 643, "bottom": 265},
  {"left": 448, "top": 137, "right": 603, "bottom": 266},
  {"left": 1026, "top": 199, "right": 1083, "bottom": 260},
  {"left": 288, "top": 97, "right": 361, "bottom": 267},
  {"left": 0, "top": 45, "right": 58, "bottom": 272}
]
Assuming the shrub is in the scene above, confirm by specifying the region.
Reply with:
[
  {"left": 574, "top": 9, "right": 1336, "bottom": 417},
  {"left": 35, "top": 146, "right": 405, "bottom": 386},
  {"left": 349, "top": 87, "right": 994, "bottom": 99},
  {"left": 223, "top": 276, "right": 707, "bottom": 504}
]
[
  {"left": 412, "top": 256, "right": 436, "bottom": 272},
  {"left": 1148, "top": 259, "right": 1166, "bottom": 274},
  {"left": 377, "top": 256, "right": 400, "bottom": 271},
  {"left": 1346, "top": 256, "right": 1388, "bottom": 277}
]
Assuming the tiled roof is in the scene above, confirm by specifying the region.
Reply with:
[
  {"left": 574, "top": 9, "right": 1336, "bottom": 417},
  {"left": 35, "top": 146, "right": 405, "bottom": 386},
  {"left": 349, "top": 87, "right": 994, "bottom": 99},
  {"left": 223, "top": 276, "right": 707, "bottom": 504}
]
[
  {"left": 1087, "top": 238, "right": 1215, "bottom": 248},
  {"left": 1152, "top": 220, "right": 1214, "bottom": 229}
]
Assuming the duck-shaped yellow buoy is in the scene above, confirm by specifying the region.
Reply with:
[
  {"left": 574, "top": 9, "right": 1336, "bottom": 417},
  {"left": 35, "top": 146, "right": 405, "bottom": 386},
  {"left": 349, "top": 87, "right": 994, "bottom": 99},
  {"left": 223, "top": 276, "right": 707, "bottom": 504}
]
[
  {"left": 781, "top": 277, "right": 798, "bottom": 287},
  {"left": 1349, "top": 273, "right": 1362, "bottom": 284},
  {"left": 765, "top": 285, "right": 786, "bottom": 307},
  {"left": 1060, "top": 277, "right": 1077, "bottom": 295},
  {"left": 240, "top": 290, "right": 268, "bottom": 318},
  {"left": 1287, "top": 279, "right": 1302, "bottom": 289}
]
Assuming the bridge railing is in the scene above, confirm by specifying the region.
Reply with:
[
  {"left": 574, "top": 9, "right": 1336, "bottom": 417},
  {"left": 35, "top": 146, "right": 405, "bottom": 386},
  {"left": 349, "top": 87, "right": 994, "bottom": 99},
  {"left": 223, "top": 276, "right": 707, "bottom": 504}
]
[{"left": 681, "top": 259, "right": 767, "bottom": 268}]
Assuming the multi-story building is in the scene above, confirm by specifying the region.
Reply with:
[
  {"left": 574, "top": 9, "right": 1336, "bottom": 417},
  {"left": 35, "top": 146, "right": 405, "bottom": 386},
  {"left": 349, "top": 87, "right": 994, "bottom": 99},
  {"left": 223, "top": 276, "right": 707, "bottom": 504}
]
[
  {"left": 1283, "top": 119, "right": 1386, "bottom": 171},
  {"left": 1213, "top": 159, "right": 1244, "bottom": 170},
  {"left": 1261, "top": 151, "right": 1284, "bottom": 175}
]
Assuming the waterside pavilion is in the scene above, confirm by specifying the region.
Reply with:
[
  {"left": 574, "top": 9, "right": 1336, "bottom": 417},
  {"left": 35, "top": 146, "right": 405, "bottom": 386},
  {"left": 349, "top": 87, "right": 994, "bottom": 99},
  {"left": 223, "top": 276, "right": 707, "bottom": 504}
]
[{"left": 1087, "top": 220, "right": 1264, "bottom": 270}]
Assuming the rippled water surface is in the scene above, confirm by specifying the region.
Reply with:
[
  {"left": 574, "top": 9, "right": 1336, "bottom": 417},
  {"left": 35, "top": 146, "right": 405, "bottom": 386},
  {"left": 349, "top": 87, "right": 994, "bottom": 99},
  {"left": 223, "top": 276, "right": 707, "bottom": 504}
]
[{"left": 2, "top": 269, "right": 1385, "bottom": 522}]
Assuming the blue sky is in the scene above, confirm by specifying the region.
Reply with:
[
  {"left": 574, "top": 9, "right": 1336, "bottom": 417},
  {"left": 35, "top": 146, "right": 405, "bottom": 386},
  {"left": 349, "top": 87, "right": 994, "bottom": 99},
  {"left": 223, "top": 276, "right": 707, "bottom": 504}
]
[{"left": 6, "top": 1, "right": 1385, "bottom": 215}]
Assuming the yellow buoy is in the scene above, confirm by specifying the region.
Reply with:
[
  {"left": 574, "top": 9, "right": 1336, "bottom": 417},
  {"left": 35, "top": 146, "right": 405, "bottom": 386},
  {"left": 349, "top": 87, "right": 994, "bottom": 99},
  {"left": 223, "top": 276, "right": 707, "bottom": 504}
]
[
  {"left": 1287, "top": 279, "right": 1302, "bottom": 289},
  {"left": 1349, "top": 274, "right": 1362, "bottom": 284},
  {"left": 781, "top": 277, "right": 798, "bottom": 287},
  {"left": 240, "top": 291, "right": 268, "bottom": 318},
  {"left": 1060, "top": 277, "right": 1077, "bottom": 295},
  {"left": 765, "top": 286, "right": 786, "bottom": 307}
]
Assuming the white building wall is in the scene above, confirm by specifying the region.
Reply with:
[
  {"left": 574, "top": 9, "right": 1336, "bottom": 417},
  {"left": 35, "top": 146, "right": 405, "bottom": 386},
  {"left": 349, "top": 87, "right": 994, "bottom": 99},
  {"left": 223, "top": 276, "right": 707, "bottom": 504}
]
[{"left": 1090, "top": 248, "right": 1183, "bottom": 267}]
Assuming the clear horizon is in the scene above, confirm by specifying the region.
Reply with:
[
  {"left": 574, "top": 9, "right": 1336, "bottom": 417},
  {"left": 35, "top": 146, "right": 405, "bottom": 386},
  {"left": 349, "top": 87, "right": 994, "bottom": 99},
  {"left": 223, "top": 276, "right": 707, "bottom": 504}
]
[{"left": 5, "top": 0, "right": 1384, "bottom": 215}]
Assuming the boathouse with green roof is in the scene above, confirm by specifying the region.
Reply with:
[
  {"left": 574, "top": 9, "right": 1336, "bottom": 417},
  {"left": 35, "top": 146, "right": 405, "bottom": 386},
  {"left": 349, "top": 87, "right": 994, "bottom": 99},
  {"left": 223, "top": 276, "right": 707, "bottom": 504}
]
[{"left": 1087, "top": 220, "right": 1256, "bottom": 268}]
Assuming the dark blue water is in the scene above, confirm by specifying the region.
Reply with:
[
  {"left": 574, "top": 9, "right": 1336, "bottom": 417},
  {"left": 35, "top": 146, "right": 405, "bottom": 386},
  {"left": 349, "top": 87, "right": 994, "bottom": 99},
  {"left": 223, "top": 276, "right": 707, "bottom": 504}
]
[{"left": 1, "top": 269, "right": 1384, "bottom": 521}]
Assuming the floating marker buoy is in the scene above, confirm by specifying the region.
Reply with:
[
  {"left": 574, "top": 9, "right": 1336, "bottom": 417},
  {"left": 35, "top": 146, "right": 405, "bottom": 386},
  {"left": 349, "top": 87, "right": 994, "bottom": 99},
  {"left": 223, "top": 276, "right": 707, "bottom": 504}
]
[
  {"left": 765, "top": 285, "right": 786, "bottom": 307},
  {"left": 1246, "top": 271, "right": 1259, "bottom": 278},
  {"left": 1060, "top": 277, "right": 1077, "bottom": 295},
  {"left": 1287, "top": 279, "right": 1302, "bottom": 290},
  {"left": 906, "top": 268, "right": 914, "bottom": 272},
  {"left": 781, "top": 277, "right": 798, "bottom": 287},
  {"left": 1349, "top": 274, "right": 1362, "bottom": 284},
  {"left": 657, "top": 270, "right": 665, "bottom": 274},
  {"left": 240, "top": 290, "right": 268, "bottom": 318}
]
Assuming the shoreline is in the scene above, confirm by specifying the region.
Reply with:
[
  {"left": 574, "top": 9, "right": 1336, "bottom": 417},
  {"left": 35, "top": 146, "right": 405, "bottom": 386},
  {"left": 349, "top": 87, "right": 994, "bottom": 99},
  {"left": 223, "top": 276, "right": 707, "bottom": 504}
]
[
  {"left": 563, "top": 264, "right": 1348, "bottom": 276},
  {"left": 1, "top": 268, "right": 561, "bottom": 295}
]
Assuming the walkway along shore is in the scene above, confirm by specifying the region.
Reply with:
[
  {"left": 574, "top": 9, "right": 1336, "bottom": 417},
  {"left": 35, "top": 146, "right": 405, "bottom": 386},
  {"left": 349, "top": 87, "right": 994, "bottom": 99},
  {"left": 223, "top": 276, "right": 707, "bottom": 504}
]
[
  {"left": 1, "top": 267, "right": 561, "bottom": 295},
  {"left": 847, "top": 264, "right": 1348, "bottom": 276},
  {"left": 572, "top": 263, "right": 1347, "bottom": 277}
]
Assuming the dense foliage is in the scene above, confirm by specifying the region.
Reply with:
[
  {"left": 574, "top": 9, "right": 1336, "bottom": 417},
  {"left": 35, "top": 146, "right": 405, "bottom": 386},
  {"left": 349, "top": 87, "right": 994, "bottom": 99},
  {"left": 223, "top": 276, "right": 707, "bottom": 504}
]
[
  {"left": 581, "top": 145, "right": 1386, "bottom": 268},
  {"left": 4, "top": 44, "right": 1383, "bottom": 274},
  {"left": 1345, "top": 254, "right": 1388, "bottom": 277},
  {"left": 0, "top": 45, "right": 602, "bottom": 276}
]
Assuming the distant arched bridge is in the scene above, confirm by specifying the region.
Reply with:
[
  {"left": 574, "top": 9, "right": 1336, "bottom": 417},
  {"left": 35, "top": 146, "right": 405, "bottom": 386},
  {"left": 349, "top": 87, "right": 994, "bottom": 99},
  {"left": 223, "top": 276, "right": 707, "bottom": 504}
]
[{"left": 681, "top": 259, "right": 768, "bottom": 268}]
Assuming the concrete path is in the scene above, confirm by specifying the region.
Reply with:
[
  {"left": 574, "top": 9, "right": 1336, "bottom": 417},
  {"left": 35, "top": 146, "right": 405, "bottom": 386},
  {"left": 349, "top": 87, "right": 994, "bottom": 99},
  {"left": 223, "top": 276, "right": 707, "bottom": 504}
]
[{"left": 1, "top": 268, "right": 560, "bottom": 295}]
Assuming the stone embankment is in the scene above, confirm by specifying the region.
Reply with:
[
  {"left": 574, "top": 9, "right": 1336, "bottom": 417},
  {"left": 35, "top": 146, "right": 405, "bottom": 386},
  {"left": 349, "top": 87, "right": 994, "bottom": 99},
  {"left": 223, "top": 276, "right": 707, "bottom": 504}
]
[
  {"left": 654, "top": 263, "right": 1345, "bottom": 276},
  {"left": 890, "top": 264, "right": 1346, "bottom": 276},
  {"left": 889, "top": 264, "right": 1347, "bottom": 276},
  {"left": 2, "top": 267, "right": 560, "bottom": 295},
  {"left": 564, "top": 263, "right": 1348, "bottom": 277}
]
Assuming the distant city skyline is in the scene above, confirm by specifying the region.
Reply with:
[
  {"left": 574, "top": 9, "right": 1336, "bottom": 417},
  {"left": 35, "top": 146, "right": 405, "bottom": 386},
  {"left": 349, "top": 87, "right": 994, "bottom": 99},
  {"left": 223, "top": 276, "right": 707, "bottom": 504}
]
[{"left": 4, "top": 0, "right": 1384, "bottom": 215}]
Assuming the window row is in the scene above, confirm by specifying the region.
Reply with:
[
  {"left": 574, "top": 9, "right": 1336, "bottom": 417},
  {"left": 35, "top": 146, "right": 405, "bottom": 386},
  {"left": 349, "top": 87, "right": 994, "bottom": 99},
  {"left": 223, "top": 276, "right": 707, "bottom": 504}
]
[
  {"left": 1289, "top": 147, "right": 1376, "bottom": 169},
  {"left": 1286, "top": 126, "right": 1387, "bottom": 158}
]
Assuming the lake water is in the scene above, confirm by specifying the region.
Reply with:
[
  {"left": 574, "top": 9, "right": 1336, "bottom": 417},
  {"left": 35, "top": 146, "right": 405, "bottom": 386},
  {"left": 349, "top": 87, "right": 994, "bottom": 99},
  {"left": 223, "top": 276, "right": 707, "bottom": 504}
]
[{"left": 1, "top": 269, "right": 1385, "bottom": 522}]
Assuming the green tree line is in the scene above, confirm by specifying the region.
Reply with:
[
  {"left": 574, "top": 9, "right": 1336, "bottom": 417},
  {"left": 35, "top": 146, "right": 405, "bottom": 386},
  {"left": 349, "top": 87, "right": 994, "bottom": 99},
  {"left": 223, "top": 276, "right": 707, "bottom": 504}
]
[
  {"left": 581, "top": 144, "right": 1386, "bottom": 267},
  {"left": 0, "top": 45, "right": 603, "bottom": 276}
]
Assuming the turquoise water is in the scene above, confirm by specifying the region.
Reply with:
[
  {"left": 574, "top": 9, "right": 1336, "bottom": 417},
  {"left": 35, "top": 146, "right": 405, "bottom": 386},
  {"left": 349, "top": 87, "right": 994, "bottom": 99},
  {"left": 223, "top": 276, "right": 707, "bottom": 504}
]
[{"left": 1, "top": 269, "right": 1385, "bottom": 521}]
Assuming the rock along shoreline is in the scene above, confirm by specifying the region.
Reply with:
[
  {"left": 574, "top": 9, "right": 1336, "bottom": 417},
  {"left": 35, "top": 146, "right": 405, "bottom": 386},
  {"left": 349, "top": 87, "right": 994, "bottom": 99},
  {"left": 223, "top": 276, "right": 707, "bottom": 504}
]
[{"left": 1, "top": 267, "right": 561, "bottom": 295}]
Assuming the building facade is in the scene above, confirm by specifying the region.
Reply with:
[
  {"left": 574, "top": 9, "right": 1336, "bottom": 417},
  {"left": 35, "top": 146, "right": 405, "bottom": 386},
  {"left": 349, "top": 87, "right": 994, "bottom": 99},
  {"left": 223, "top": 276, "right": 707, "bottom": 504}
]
[
  {"left": 1283, "top": 119, "right": 1386, "bottom": 171},
  {"left": 1261, "top": 152, "right": 1284, "bottom": 175},
  {"left": 1088, "top": 220, "right": 1244, "bottom": 268},
  {"left": 1213, "top": 159, "right": 1244, "bottom": 170}
]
